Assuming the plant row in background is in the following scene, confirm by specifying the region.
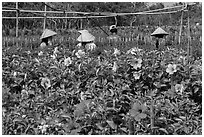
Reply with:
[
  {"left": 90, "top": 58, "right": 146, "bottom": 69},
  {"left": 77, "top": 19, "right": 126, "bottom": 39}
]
[{"left": 2, "top": 44, "right": 202, "bottom": 135}]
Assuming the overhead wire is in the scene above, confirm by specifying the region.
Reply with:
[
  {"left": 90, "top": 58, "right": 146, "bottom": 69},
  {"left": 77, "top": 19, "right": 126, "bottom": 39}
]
[{"left": 2, "top": 3, "right": 191, "bottom": 20}]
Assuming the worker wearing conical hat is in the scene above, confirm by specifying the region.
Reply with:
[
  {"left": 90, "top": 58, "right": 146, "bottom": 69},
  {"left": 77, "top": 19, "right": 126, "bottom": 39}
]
[
  {"left": 151, "top": 27, "right": 168, "bottom": 50},
  {"left": 76, "top": 30, "right": 96, "bottom": 52},
  {"left": 107, "top": 25, "right": 120, "bottom": 46},
  {"left": 40, "top": 29, "right": 57, "bottom": 49}
]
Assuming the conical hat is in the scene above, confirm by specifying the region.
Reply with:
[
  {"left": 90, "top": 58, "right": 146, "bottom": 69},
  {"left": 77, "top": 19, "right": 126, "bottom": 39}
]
[
  {"left": 78, "top": 29, "right": 89, "bottom": 34},
  {"left": 151, "top": 27, "right": 169, "bottom": 37},
  {"left": 77, "top": 31, "right": 95, "bottom": 42},
  {"left": 40, "top": 29, "right": 57, "bottom": 39}
]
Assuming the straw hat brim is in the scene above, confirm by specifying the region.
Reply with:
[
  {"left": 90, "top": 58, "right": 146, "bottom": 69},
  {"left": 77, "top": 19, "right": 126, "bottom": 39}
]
[
  {"left": 77, "top": 32, "right": 95, "bottom": 42},
  {"left": 78, "top": 30, "right": 89, "bottom": 34},
  {"left": 40, "top": 29, "right": 57, "bottom": 39},
  {"left": 151, "top": 27, "right": 169, "bottom": 37}
]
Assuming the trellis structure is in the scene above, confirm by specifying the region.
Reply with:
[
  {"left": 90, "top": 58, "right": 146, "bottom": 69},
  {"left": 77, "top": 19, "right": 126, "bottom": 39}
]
[
  {"left": 3, "top": 2, "right": 194, "bottom": 37},
  {"left": 2, "top": 2, "right": 197, "bottom": 62}
]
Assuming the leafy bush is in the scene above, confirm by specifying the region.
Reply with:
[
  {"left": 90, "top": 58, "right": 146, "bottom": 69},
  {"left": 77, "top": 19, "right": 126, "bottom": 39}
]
[{"left": 2, "top": 45, "right": 202, "bottom": 135}]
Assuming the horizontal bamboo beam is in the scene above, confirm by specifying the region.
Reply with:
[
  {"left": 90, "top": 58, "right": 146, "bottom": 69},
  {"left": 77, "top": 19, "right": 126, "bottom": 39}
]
[
  {"left": 2, "top": 4, "right": 188, "bottom": 16},
  {"left": 2, "top": 4, "right": 188, "bottom": 18},
  {"left": 2, "top": 15, "right": 116, "bottom": 19},
  {"left": 2, "top": 9, "right": 98, "bottom": 15}
]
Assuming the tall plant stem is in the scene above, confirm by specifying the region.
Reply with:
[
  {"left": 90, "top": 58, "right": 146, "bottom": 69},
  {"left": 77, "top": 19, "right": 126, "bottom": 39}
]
[{"left": 150, "top": 90, "right": 154, "bottom": 135}]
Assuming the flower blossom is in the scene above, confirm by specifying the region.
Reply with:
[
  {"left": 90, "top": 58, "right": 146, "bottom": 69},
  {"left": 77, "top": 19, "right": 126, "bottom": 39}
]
[
  {"left": 38, "top": 51, "right": 43, "bottom": 56},
  {"left": 129, "top": 101, "right": 147, "bottom": 121},
  {"left": 113, "top": 48, "right": 120, "bottom": 56},
  {"left": 75, "top": 50, "right": 85, "bottom": 58},
  {"left": 64, "top": 57, "right": 72, "bottom": 66},
  {"left": 112, "top": 61, "right": 118, "bottom": 72},
  {"left": 166, "top": 64, "right": 177, "bottom": 75},
  {"left": 133, "top": 71, "right": 141, "bottom": 80},
  {"left": 175, "top": 84, "right": 184, "bottom": 94},
  {"left": 53, "top": 47, "right": 60, "bottom": 55},
  {"left": 41, "top": 77, "right": 51, "bottom": 89},
  {"left": 178, "top": 56, "right": 187, "bottom": 65},
  {"left": 126, "top": 47, "right": 143, "bottom": 55},
  {"left": 38, "top": 124, "right": 49, "bottom": 134},
  {"left": 130, "top": 58, "right": 142, "bottom": 70}
]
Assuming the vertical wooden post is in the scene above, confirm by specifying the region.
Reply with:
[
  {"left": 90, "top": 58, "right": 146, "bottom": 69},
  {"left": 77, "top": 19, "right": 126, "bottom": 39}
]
[
  {"left": 179, "top": 11, "right": 184, "bottom": 45},
  {"left": 16, "top": 2, "right": 19, "bottom": 38},
  {"left": 187, "top": 9, "right": 191, "bottom": 64},
  {"left": 43, "top": 2, "right": 47, "bottom": 30},
  {"left": 65, "top": 13, "right": 68, "bottom": 29},
  {"left": 80, "top": 18, "right": 83, "bottom": 29}
]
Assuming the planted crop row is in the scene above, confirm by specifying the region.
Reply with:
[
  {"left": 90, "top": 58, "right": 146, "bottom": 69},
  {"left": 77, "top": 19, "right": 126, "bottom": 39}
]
[{"left": 2, "top": 45, "right": 202, "bottom": 135}]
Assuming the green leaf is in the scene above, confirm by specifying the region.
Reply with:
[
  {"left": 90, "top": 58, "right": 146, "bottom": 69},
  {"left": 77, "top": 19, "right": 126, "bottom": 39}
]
[
  {"left": 96, "top": 123, "right": 104, "bottom": 130},
  {"left": 158, "top": 117, "right": 167, "bottom": 121},
  {"left": 174, "top": 118, "right": 183, "bottom": 122},
  {"left": 179, "top": 116, "right": 186, "bottom": 120},
  {"left": 61, "top": 114, "right": 71, "bottom": 119},
  {"left": 106, "top": 120, "right": 117, "bottom": 129},
  {"left": 13, "top": 118, "right": 24, "bottom": 123},
  {"left": 70, "top": 128, "right": 81, "bottom": 135},
  {"left": 159, "top": 128, "right": 168, "bottom": 134},
  {"left": 120, "top": 127, "right": 128, "bottom": 133}
]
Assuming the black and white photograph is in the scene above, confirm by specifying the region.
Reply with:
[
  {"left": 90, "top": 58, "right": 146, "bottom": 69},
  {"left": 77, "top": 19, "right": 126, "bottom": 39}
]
[{"left": 1, "top": 1, "right": 202, "bottom": 135}]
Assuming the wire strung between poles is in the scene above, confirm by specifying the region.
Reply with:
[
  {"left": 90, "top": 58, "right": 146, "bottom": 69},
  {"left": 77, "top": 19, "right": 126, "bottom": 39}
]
[{"left": 89, "top": 17, "right": 110, "bottom": 36}]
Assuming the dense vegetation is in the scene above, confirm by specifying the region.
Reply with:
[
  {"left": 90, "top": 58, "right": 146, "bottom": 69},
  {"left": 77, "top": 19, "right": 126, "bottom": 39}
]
[
  {"left": 2, "top": 2, "right": 202, "bottom": 135},
  {"left": 2, "top": 45, "right": 202, "bottom": 135}
]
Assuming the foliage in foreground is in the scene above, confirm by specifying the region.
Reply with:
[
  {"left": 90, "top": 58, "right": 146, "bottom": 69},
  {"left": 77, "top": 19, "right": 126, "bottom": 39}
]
[{"left": 2, "top": 46, "right": 202, "bottom": 135}]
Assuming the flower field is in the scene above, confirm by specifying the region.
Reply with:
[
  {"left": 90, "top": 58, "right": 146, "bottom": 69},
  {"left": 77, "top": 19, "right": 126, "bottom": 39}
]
[{"left": 2, "top": 44, "right": 202, "bottom": 135}]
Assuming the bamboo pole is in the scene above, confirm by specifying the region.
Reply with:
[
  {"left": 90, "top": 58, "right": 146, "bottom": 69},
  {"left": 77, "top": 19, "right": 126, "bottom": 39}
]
[
  {"left": 178, "top": 10, "right": 184, "bottom": 45},
  {"left": 3, "top": 4, "right": 185, "bottom": 15},
  {"left": 80, "top": 18, "right": 83, "bottom": 29},
  {"left": 2, "top": 15, "right": 115, "bottom": 19},
  {"left": 187, "top": 9, "right": 191, "bottom": 64},
  {"left": 16, "top": 2, "right": 19, "bottom": 38},
  {"left": 43, "top": 2, "right": 47, "bottom": 30}
]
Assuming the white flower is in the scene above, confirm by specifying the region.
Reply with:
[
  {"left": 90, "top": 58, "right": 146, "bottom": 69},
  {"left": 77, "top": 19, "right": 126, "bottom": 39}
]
[
  {"left": 53, "top": 47, "right": 60, "bottom": 55},
  {"left": 178, "top": 56, "right": 187, "bottom": 65},
  {"left": 130, "top": 58, "right": 142, "bottom": 69},
  {"left": 166, "top": 64, "right": 177, "bottom": 75},
  {"left": 64, "top": 57, "right": 72, "bottom": 66},
  {"left": 133, "top": 71, "right": 141, "bottom": 80},
  {"left": 21, "top": 89, "right": 28, "bottom": 95},
  {"left": 41, "top": 77, "right": 51, "bottom": 89},
  {"left": 112, "top": 61, "right": 118, "bottom": 72},
  {"left": 113, "top": 48, "right": 120, "bottom": 56},
  {"left": 75, "top": 50, "right": 85, "bottom": 58},
  {"left": 38, "top": 51, "right": 43, "bottom": 56},
  {"left": 38, "top": 124, "right": 49, "bottom": 134},
  {"left": 127, "top": 47, "right": 143, "bottom": 55},
  {"left": 175, "top": 84, "right": 184, "bottom": 94}
]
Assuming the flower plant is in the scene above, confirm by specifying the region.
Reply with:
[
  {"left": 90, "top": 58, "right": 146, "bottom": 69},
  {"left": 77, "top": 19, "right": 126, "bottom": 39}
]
[{"left": 2, "top": 45, "right": 202, "bottom": 135}]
